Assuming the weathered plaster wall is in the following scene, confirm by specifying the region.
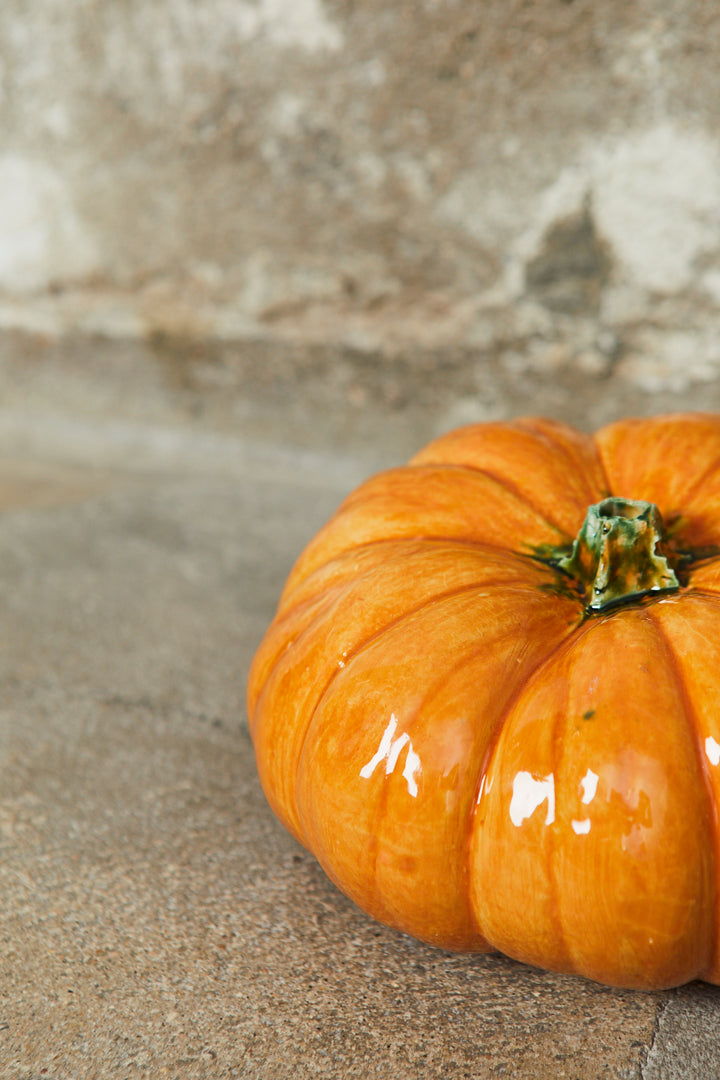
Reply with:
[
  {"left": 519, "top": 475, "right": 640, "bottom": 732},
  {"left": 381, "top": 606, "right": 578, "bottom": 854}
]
[{"left": 2, "top": 1, "right": 720, "bottom": 409}]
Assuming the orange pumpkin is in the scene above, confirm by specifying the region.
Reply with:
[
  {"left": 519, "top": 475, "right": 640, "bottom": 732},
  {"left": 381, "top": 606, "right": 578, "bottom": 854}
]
[{"left": 247, "top": 413, "right": 720, "bottom": 989}]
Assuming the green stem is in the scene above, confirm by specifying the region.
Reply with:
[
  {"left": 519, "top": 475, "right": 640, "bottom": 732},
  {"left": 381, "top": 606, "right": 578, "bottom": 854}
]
[{"left": 554, "top": 498, "right": 680, "bottom": 613}]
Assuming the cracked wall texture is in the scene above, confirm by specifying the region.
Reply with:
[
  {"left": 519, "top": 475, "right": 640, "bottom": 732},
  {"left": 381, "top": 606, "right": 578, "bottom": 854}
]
[{"left": 1, "top": 1, "right": 720, "bottom": 402}]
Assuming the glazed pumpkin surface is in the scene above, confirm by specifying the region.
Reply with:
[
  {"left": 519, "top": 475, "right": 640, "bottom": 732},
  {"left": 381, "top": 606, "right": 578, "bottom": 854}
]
[{"left": 247, "top": 413, "right": 720, "bottom": 989}]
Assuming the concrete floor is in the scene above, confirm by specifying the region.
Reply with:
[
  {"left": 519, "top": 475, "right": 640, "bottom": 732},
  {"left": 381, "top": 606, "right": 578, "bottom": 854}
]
[{"left": 1, "top": 346, "right": 720, "bottom": 1078}]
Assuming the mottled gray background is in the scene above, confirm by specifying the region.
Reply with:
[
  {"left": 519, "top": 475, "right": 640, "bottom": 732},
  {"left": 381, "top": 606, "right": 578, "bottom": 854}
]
[
  {"left": 1, "top": 2, "right": 720, "bottom": 1077},
  {"left": 3, "top": 0, "right": 720, "bottom": 448}
]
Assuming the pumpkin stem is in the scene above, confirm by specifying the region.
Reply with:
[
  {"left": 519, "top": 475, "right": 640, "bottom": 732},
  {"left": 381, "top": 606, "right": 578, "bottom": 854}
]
[{"left": 554, "top": 498, "right": 680, "bottom": 613}]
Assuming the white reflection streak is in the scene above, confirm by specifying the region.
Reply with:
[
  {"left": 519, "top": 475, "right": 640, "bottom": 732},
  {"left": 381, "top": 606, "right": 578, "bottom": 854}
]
[
  {"left": 706, "top": 736, "right": 720, "bottom": 767},
  {"left": 359, "top": 713, "right": 421, "bottom": 797},
  {"left": 580, "top": 768, "right": 599, "bottom": 804},
  {"left": 571, "top": 767, "right": 600, "bottom": 836},
  {"left": 509, "top": 771, "right": 555, "bottom": 827},
  {"left": 402, "top": 747, "right": 421, "bottom": 798}
]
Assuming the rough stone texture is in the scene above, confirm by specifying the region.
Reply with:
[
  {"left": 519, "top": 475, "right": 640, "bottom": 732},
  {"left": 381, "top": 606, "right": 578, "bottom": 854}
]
[
  {"left": 0, "top": 353, "right": 717, "bottom": 1078},
  {"left": 0, "top": 1, "right": 720, "bottom": 395},
  {"left": 6, "top": 330, "right": 720, "bottom": 477},
  {"left": 0, "top": 411, "right": 667, "bottom": 1079},
  {"left": 643, "top": 986, "right": 720, "bottom": 1079}
]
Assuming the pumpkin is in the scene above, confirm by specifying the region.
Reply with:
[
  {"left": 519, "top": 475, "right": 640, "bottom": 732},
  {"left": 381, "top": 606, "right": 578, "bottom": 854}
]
[{"left": 247, "top": 412, "right": 720, "bottom": 990}]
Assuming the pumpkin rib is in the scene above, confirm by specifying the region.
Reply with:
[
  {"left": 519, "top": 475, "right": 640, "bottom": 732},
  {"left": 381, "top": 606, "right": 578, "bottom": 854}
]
[
  {"left": 411, "top": 419, "right": 610, "bottom": 536},
  {"left": 293, "top": 581, "right": 579, "bottom": 950},
  {"left": 646, "top": 606, "right": 720, "bottom": 982},
  {"left": 254, "top": 575, "right": 497, "bottom": 739},
  {"left": 470, "top": 617, "right": 595, "bottom": 972},
  {"left": 514, "top": 417, "right": 613, "bottom": 508},
  {"left": 276, "top": 553, "right": 548, "bottom": 684},
  {"left": 282, "top": 465, "right": 566, "bottom": 595},
  {"left": 471, "top": 608, "right": 717, "bottom": 987},
  {"left": 468, "top": 617, "right": 592, "bottom": 957},
  {"left": 247, "top": 565, "right": 386, "bottom": 732},
  {"left": 403, "top": 461, "right": 574, "bottom": 536},
  {"left": 277, "top": 536, "right": 540, "bottom": 614},
  {"left": 360, "top": 627, "right": 534, "bottom": 952},
  {"left": 296, "top": 571, "right": 546, "bottom": 692},
  {"left": 252, "top": 543, "right": 570, "bottom": 842},
  {"left": 321, "top": 578, "right": 568, "bottom": 691},
  {"left": 290, "top": 576, "right": 554, "bottom": 842},
  {"left": 471, "top": 617, "right": 594, "bottom": 811},
  {"left": 544, "top": 636, "right": 577, "bottom": 976},
  {"left": 594, "top": 414, "right": 720, "bottom": 521},
  {"left": 378, "top": 609, "right": 579, "bottom": 944},
  {"left": 254, "top": 542, "right": 533, "bottom": 716},
  {"left": 675, "top": 451, "right": 720, "bottom": 507},
  {"left": 280, "top": 536, "right": 555, "bottom": 612},
  {"left": 372, "top": 462, "right": 568, "bottom": 540}
]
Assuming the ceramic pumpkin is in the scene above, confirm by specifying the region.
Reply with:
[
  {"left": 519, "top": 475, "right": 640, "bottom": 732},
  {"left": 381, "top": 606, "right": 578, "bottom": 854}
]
[{"left": 247, "top": 413, "right": 720, "bottom": 990}]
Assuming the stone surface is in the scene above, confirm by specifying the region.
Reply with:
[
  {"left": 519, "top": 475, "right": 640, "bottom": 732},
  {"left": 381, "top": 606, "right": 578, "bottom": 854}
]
[
  {"left": 0, "top": 346, "right": 718, "bottom": 1078},
  {"left": 5, "top": 330, "right": 720, "bottom": 478},
  {"left": 643, "top": 985, "right": 720, "bottom": 1079},
  {"left": 0, "top": 427, "right": 663, "bottom": 1080}
]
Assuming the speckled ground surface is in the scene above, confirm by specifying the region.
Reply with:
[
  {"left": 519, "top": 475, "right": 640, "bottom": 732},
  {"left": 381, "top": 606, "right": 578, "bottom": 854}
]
[{"left": 1, "top": 345, "right": 719, "bottom": 1078}]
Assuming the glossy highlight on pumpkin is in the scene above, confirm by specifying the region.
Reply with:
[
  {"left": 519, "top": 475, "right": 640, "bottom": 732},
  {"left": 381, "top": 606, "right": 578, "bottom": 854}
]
[{"left": 247, "top": 413, "right": 720, "bottom": 990}]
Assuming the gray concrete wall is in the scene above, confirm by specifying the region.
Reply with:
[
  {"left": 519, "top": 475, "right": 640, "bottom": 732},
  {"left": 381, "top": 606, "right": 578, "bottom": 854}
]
[{"left": 2, "top": 1, "right": 720, "bottom": 414}]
